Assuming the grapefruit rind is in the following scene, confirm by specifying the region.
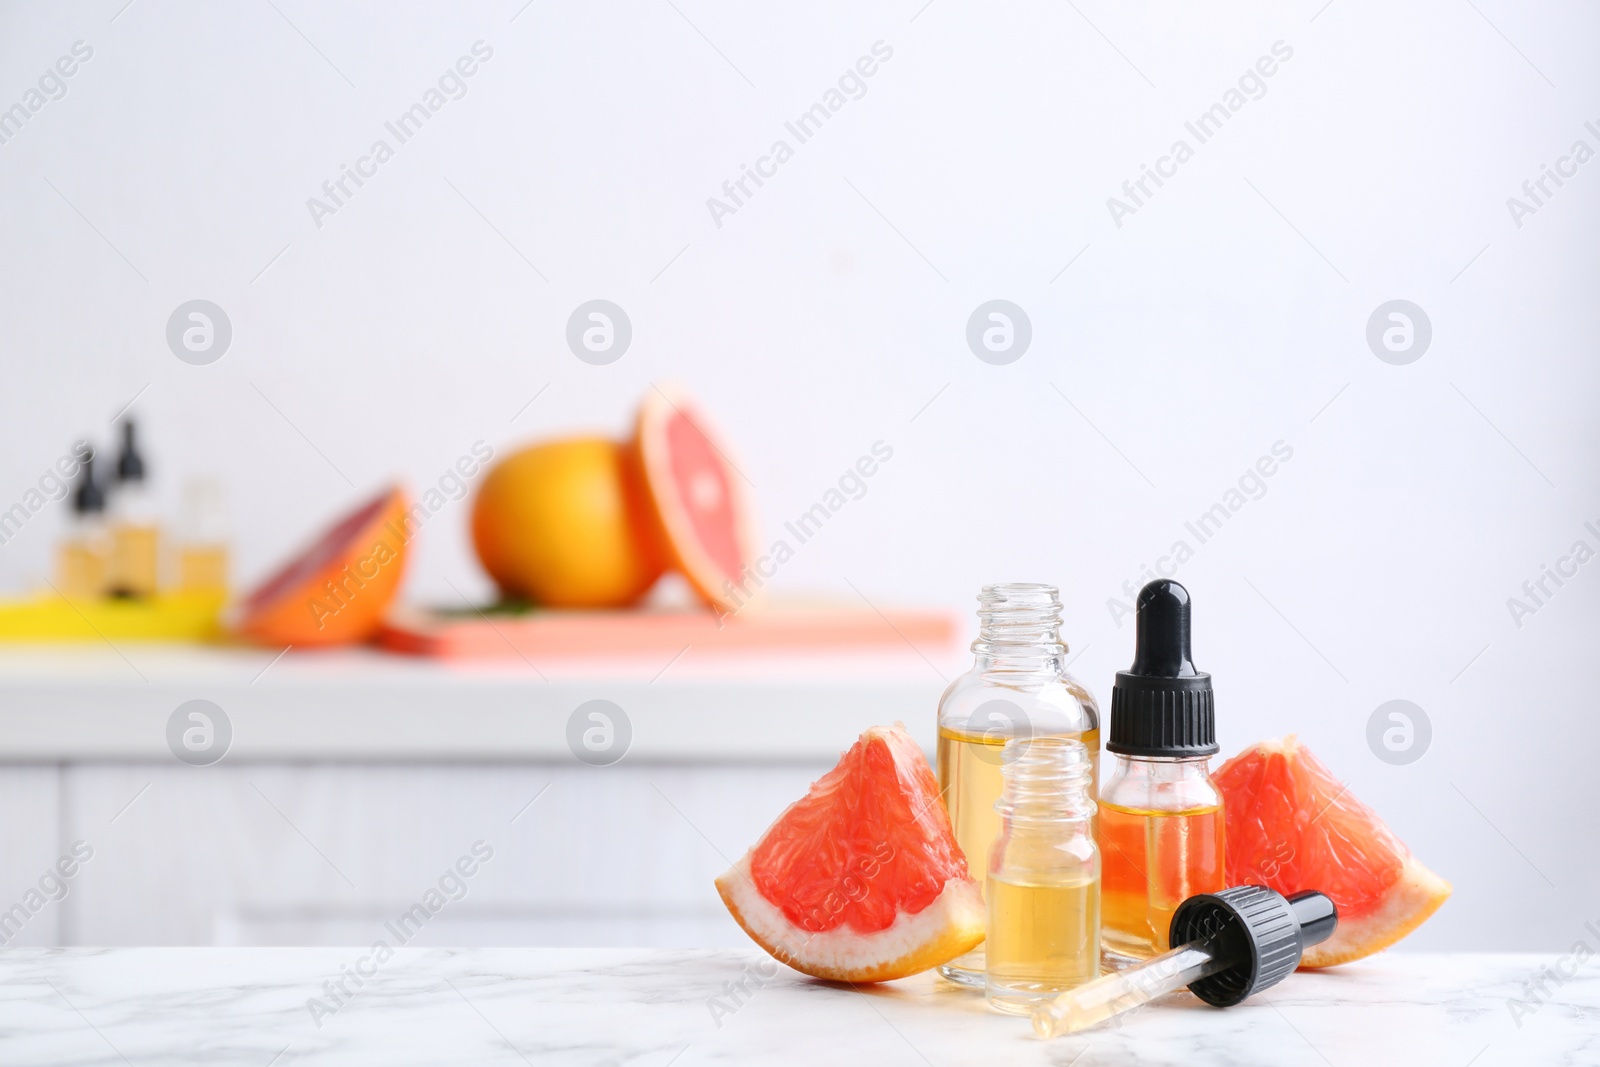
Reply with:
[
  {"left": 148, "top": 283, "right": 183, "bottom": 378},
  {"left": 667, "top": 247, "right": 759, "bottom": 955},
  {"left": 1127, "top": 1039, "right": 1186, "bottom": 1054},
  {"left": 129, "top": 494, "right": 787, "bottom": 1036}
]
[
  {"left": 631, "top": 387, "right": 760, "bottom": 613},
  {"left": 716, "top": 856, "right": 984, "bottom": 984},
  {"left": 1300, "top": 856, "right": 1451, "bottom": 968}
]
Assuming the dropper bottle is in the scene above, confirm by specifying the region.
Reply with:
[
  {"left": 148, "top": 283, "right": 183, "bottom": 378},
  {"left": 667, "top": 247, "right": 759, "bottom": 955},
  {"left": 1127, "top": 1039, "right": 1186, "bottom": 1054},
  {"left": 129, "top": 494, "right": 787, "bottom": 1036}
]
[
  {"left": 1034, "top": 885, "right": 1337, "bottom": 1037},
  {"left": 55, "top": 448, "right": 107, "bottom": 600},
  {"left": 1098, "top": 579, "right": 1225, "bottom": 965},
  {"left": 108, "top": 420, "right": 160, "bottom": 598}
]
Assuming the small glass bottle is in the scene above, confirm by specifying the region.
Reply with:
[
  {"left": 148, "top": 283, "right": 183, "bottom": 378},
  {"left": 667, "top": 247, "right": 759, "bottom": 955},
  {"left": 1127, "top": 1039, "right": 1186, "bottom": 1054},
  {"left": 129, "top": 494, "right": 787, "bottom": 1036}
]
[
  {"left": 936, "top": 583, "right": 1099, "bottom": 988},
  {"left": 108, "top": 420, "right": 160, "bottom": 598},
  {"left": 1099, "top": 579, "right": 1225, "bottom": 966},
  {"left": 176, "top": 477, "right": 229, "bottom": 594},
  {"left": 985, "top": 736, "right": 1100, "bottom": 1014},
  {"left": 55, "top": 448, "right": 107, "bottom": 600}
]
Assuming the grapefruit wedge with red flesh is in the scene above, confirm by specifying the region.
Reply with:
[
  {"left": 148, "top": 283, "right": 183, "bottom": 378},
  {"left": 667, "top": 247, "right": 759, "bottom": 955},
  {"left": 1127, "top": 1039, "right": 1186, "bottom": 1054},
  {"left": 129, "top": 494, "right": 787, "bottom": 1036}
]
[
  {"left": 716, "top": 723, "right": 984, "bottom": 983},
  {"left": 236, "top": 486, "right": 411, "bottom": 647},
  {"left": 629, "top": 387, "right": 759, "bottom": 613},
  {"left": 1214, "top": 735, "right": 1451, "bottom": 967}
]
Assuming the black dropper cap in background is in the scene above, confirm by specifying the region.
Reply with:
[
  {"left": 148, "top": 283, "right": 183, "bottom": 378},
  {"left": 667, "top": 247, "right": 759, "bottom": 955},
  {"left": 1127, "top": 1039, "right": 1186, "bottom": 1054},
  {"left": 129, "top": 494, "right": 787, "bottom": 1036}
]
[
  {"left": 1107, "top": 579, "right": 1217, "bottom": 757},
  {"left": 72, "top": 448, "right": 105, "bottom": 516},
  {"left": 1169, "top": 885, "right": 1339, "bottom": 1007},
  {"left": 116, "top": 420, "right": 145, "bottom": 485}
]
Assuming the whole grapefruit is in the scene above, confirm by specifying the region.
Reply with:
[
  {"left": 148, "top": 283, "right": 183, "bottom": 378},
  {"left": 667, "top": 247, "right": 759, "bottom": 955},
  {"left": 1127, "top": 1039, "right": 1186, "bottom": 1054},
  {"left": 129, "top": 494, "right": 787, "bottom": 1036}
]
[{"left": 471, "top": 438, "right": 665, "bottom": 608}]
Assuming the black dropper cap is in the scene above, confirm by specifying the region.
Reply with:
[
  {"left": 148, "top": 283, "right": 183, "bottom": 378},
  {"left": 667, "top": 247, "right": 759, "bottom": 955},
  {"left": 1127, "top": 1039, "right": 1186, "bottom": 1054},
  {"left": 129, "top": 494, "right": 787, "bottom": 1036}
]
[
  {"left": 73, "top": 448, "right": 105, "bottom": 516},
  {"left": 1169, "top": 886, "right": 1338, "bottom": 1007},
  {"left": 116, "top": 420, "right": 145, "bottom": 484},
  {"left": 1108, "top": 579, "right": 1217, "bottom": 757}
]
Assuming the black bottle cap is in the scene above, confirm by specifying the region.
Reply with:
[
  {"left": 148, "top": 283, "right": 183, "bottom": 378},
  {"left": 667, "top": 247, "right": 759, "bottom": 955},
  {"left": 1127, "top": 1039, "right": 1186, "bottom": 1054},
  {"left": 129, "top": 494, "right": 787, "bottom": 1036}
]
[
  {"left": 73, "top": 450, "right": 105, "bottom": 515},
  {"left": 1288, "top": 889, "right": 1339, "bottom": 948},
  {"left": 1170, "top": 886, "right": 1339, "bottom": 1008},
  {"left": 1108, "top": 579, "right": 1216, "bottom": 757},
  {"left": 116, "top": 420, "right": 145, "bottom": 484}
]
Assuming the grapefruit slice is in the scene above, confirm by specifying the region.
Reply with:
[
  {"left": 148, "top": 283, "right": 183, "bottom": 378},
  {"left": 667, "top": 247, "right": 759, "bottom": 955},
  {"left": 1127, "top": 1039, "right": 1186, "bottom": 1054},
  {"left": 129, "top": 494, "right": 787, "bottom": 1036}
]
[
  {"left": 716, "top": 723, "right": 984, "bottom": 983},
  {"left": 629, "top": 387, "right": 759, "bottom": 613},
  {"left": 1214, "top": 735, "right": 1451, "bottom": 967},
  {"left": 236, "top": 486, "right": 411, "bottom": 647}
]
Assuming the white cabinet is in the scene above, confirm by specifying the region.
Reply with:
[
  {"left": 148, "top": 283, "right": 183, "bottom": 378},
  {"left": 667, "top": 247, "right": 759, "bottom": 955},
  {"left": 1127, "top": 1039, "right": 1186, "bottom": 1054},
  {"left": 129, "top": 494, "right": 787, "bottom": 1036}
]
[
  {"left": 0, "top": 767, "right": 64, "bottom": 947},
  {"left": 7, "top": 761, "right": 823, "bottom": 947},
  {"left": 0, "top": 645, "right": 951, "bottom": 946}
]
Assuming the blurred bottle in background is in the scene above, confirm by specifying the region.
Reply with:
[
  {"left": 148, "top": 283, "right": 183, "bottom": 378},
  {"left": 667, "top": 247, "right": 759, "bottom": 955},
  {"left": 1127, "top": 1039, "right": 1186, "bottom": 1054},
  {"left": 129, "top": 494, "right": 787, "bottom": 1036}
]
[
  {"left": 55, "top": 448, "right": 107, "bottom": 600},
  {"left": 108, "top": 420, "right": 160, "bottom": 598},
  {"left": 177, "top": 477, "right": 228, "bottom": 594}
]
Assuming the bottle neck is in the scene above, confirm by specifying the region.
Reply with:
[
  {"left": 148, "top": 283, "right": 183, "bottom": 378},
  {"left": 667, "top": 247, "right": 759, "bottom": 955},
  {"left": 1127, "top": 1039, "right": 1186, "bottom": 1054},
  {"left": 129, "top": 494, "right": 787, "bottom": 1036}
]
[
  {"left": 995, "top": 737, "right": 1096, "bottom": 824},
  {"left": 1002, "top": 804, "right": 1094, "bottom": 829},
  {"left": 971, "top": 583, "right": 1067, "bottom": 674},
  {"left": 973, "top": 647, "right": 1064, "bottom": 675},
  {"left": 1105, "top": 752, "right": 1218, "bottom": 798},
  {"left": 1111, "top": 753, "right": 1214, "bottom": 779}
]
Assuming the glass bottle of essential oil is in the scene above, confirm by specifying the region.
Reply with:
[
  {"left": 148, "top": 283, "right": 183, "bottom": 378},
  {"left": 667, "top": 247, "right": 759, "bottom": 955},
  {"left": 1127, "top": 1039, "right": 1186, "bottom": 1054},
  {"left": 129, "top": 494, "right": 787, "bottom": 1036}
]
[
  {"left": 1099, "top": 579, "right": 1224, "bottom": 966},
  {"left": 936, "top": 583, "right": 1099, "bottom": 988},
  {"left": 986, "top": 736, "right": 1100, "bottom": 1014},
  {"left": 176, "top": 477, "right": 229, "bottom": 593},
  {"left": 55, "top": 448, "right": 107, "bottom": 600},
  {"left": 108, "top": 420, "right": 160, "bottom": 598}
]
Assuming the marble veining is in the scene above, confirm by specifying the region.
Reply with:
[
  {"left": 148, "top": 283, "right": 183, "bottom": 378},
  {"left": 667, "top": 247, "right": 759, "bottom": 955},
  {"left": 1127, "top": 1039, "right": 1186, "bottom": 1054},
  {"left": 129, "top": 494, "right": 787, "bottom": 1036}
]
[{"left": 0, "top": 949, "right": 1592, "bottom": 1066}]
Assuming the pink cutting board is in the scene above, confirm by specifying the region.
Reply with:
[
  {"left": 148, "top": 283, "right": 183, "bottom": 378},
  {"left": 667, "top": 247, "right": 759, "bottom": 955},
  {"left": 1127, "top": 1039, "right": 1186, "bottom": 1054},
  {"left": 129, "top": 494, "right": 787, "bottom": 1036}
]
[{"left": 377, "top": 603, "right": 958, "bottom": 660}]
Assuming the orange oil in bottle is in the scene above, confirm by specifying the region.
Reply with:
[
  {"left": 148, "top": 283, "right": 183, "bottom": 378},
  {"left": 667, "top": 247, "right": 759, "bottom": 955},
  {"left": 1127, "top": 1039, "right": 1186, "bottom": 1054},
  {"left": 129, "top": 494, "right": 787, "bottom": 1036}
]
[{"left": 1098, "top": 800, "right": 1224, "bottom": 961}]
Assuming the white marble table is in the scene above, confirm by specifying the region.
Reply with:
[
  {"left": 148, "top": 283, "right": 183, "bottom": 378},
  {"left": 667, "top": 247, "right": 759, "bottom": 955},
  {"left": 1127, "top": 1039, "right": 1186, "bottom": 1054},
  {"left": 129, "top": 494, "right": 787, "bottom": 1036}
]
[{"left": 1, "top": 949, "right": 1590, "bottom": 1066}]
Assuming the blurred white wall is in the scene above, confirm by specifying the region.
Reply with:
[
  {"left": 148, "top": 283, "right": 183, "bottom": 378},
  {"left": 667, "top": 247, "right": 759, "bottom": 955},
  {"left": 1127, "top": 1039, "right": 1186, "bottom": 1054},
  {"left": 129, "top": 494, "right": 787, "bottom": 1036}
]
[{"left": 0, "top": 0, "right": 1596, "bottom": 949}]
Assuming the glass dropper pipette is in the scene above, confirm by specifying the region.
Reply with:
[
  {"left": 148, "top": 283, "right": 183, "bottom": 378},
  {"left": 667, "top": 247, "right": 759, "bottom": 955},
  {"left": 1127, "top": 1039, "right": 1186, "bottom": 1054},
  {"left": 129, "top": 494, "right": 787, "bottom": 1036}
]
[{"left": 1034, "top": 886, "right": 1337, "bottom": 1039}]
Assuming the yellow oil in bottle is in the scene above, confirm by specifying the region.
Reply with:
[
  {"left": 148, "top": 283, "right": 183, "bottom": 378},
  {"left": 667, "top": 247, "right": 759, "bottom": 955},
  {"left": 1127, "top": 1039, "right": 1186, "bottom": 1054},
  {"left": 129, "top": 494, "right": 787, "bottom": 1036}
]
[
  {"left": 938, "top": 726, "right": 1100, "bottom": 886},
  {"left": 55, "top": 539, "right": 107, "bottom": 600},
  {"left": 985, "top": 872, "right": 1100, "bottom": 1014},
  {"left": 178, "top": 544, "right": 228, "bottom": 592},
  {"left": 109, "top": 523, "right": 160, "bottom": 597},
  {"left": 1098, "top": 801, "right": 1224, "bottom": 961},
  {"left": 937, "top": 726, "right": 1098, "bottom": 980}
]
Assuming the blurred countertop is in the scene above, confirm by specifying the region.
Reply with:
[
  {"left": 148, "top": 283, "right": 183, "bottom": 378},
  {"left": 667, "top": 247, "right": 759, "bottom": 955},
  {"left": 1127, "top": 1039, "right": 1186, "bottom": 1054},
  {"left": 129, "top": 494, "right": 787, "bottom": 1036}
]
[{"left": 0, "top": 644, "right": 958, "bottom": 762}]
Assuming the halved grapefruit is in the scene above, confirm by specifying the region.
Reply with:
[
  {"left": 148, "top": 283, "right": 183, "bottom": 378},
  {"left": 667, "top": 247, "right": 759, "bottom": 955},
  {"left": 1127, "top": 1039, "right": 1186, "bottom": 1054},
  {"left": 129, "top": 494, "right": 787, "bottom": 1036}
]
[
  {"left": 716, "top": 723, "right": 984, "bottom": 983},
  {"left": 236, "top": 486, "right": 411, "bottom": 647},
  {"left": 629, "top": 386, "right": 759, "bottom": 613},
  {"left": 1214, "top": 735, "right": 1451, "bottom": 967}
]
